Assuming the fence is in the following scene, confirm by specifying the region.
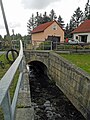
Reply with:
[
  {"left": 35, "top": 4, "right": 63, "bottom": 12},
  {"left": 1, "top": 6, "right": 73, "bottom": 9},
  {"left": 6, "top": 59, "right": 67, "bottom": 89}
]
[
  {"left": 0, "top": 40, "right": 25, "bottom": 120},
  {"left": 31, "top": 40, "right": 90, "bottom": 52}
]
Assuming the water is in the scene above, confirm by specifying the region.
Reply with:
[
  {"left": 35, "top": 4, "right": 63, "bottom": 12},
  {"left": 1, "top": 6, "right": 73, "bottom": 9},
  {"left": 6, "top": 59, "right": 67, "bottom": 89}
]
[{"left": 29, "top": 67, "right": 85, "bottom": 120}]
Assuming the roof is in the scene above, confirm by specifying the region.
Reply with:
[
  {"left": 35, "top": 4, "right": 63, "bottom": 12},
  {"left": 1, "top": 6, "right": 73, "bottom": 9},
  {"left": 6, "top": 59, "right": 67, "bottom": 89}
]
[
  {"left": 31, "top": 21, "right": 62, "bottom": 34},
  {"left": 72, "top": 20, "right": 90, "bottom": 33}
]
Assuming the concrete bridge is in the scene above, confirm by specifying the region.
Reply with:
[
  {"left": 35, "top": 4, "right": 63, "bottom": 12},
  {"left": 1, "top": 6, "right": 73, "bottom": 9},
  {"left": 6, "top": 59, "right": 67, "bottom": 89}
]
[
  {"left": 24, "top": 50, "right": 90, "bottom": 120},
  {"left": 0, "top": 40, "right": 90, "bottom": 120}
]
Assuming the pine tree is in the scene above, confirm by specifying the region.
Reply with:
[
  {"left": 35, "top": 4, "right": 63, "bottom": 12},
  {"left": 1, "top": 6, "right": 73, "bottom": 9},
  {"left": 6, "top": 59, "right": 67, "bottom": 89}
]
[
  {"left": 71, "top": 7, "right": 83, "bottom": 28},
  {"left": 27, "top": 14, "right": 36, "bottom": 34},
  {"left": 57, "top": 15, "right": 65, "bottom": 29},
  {"left": 35, "top": 12, "right": 43, "bottom": 26},
  {"left": 42, "top": 12, "right": 51, "bottom": 23},
  {"left": 49, "top": 9, "right": 57, "bottom": 21},
  {"left": 84, "top": 0, "right": 90, "bottom": 20},
  {"left": 67, "top": 20, "right": 75, "bottom": 38},
  {"left": 65, "top": 23, "right": 69, "bottom": 38}
]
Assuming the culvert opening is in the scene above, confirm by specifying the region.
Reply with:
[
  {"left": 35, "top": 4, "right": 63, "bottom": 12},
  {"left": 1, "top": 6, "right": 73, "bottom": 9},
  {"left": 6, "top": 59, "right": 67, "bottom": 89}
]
[
  {"left": 28, "top": 61, "right": 48, "bottom": 75},
  {"left": 28, "top": 61, "right": 49, "bottom": 87},
  {"left": 28, "top": 61, "right": 85, "bottom": 120}
]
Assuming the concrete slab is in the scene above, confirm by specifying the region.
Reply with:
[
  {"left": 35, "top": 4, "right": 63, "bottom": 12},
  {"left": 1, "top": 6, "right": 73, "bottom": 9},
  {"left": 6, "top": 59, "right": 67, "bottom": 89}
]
[
  {"left": 15, "top": 108, "right": 34, "bottom": 120},
  {"left": 15, "top": 66, "right": 34, "bottom": 120}
]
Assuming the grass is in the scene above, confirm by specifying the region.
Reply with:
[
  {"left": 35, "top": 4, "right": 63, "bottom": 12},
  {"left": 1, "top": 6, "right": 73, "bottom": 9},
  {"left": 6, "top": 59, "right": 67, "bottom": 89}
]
[
  {"left": 60, "top": 53, "right": 90, "bottom": 74},
  {"left": 0, "top": 54, "right": 10, "bottom": 79},
  {"left": 0, "top": 53, "right": 19, "bottom": 120}
]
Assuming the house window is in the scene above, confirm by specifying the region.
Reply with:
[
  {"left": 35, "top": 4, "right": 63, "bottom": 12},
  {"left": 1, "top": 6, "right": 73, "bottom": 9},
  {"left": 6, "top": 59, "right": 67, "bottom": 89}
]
[
  {"left": 52, "top": 25, "right": 57, "bottom": 30},
  {"left": 80, "top": 35, "right": 88, "bottom": 43},
  {"left": 76, "top": 36, "right": 78, "bottom": 39}
]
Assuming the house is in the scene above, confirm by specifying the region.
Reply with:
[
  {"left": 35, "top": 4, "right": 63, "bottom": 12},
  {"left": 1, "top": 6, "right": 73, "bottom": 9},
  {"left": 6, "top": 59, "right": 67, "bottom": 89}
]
[
  {"left": 31, "top": 21, "right": 64, "bottom": 44},
  {"left": 72, "top": 20, "right": 90, "bottom": 43}
]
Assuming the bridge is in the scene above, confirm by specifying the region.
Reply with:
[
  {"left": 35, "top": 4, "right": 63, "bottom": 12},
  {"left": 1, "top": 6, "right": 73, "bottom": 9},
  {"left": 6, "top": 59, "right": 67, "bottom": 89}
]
[
  {"left": 0, "top": 41, "right": 90, "bottom": 120},
  {"left": 24, "top": 50, "right": 90, "bottom": 120}
]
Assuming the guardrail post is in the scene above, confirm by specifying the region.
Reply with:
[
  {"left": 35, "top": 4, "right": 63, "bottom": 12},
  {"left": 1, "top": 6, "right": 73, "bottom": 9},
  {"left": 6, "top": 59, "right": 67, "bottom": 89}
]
[{"left": 1, "top": 91, "right": 12, "bottom": 120}]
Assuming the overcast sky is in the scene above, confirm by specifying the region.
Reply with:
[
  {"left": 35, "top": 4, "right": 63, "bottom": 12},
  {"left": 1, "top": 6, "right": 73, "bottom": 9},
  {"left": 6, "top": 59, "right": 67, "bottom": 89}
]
[{"left": 0, "top": 0, "right": 87, "bottom": 36}]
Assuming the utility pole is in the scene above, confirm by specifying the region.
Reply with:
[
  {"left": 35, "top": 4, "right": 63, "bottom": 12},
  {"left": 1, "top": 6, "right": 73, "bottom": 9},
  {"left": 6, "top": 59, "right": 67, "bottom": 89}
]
[
  {"left": 0, "top": 0, "right": 17, "bottom": 62},
  {"left": 0, "top": 0, "right": 10, "bottom": 36}
]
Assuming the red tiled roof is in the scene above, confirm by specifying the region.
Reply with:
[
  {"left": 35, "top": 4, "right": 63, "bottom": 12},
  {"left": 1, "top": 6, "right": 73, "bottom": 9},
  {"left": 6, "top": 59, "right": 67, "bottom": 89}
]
[
  {"left": 72, "top": 20, "right": 90, "bottom": 33},
  {"left": 31, "top": 21, "right": 55, "bottom": 34}
]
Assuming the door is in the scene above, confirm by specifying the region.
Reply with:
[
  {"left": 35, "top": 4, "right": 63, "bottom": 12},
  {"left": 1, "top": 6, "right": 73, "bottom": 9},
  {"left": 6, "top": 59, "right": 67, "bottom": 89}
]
[{"left": 47, "top": 36, "right": 60, "bottom": 49}]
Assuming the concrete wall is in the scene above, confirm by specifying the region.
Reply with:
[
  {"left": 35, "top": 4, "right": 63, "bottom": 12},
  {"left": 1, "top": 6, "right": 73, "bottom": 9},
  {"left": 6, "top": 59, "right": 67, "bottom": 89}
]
[
  {"left": 24, "top": 50, "right": 49, "bottom": 68},
  {"left": 24, "top": 50, "right": 90, "bottom": 119},
  {"left": 48, "top": 52, "right": 90, "bottom": 119}
]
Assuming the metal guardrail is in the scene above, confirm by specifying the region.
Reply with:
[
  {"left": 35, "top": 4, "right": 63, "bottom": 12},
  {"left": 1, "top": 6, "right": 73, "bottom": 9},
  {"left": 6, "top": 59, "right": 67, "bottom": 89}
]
[{"left": 0, "top": 40, "right": 24, "bottom": 120}]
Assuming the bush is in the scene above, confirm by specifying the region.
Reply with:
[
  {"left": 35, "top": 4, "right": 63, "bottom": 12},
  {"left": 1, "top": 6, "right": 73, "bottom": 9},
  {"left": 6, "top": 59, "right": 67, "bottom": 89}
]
[{"left": 37, "top": 41, "right": 51, "bottom": 50}]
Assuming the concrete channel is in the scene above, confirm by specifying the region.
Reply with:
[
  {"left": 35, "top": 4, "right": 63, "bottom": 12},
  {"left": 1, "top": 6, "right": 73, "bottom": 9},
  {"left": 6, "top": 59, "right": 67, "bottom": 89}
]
[{"left": 28, "top": 64, "right": 85, "bottom": 120}]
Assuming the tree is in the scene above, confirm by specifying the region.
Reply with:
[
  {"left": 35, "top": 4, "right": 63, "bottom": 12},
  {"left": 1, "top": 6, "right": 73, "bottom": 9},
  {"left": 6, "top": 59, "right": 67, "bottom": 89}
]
[
  {"left": 35, "top": 12, "right": 43, "bottom": 26},
  {"left": 0, "top": 35, "right": 2, "bottom": 40},
  {"left": 87, "top": 14, "right": 90, "bottom": 19},
  {"left": 57, "top": 15, "right": 65, "bottom": 29},
  {"left": 23, "top": 35, "right": 31, "bottom": 44},
  {"left": 49, "top": 9, "right": 57, "bottom": 21},
  {"left": 71, "top": 7, "right": 83, "bottom": 28},
  {"left": 65, "top": 19, "right": 75, "bottom": 38},
  {"left": 65, "top": 23, "right": 69, "bottom": 38},
  {"left": 15, "top": 33, "right": 22, "bottom": 40},
  {"left": 27, "top": 14, "right": 36, "bottom": 35},
  {"left": 42, "top": 12, "right": 51, "bottom": 23},
  {"left": 4, "top": 35, "right": 11, "bottom": 41},
  {"left": 84, "top": 0, "right": 90, "bottom": 20},
  {"left": 3, "top": 35, "right": 11, "bottom": 48},
  {"left": 27, "top": 9, "right": 58, "bottom": 35}
]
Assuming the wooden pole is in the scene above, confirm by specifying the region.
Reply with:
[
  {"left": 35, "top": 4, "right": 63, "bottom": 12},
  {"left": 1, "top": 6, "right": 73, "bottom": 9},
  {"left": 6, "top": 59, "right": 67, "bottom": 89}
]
[{"left": 0, "top": 0, "right": 10, "bottom": 36}]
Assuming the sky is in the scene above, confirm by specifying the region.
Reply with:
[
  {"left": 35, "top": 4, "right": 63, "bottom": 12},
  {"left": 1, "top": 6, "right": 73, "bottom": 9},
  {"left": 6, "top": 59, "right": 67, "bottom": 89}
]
[{"left": 0, "top": 0, "right": 87, "bottom": 37}]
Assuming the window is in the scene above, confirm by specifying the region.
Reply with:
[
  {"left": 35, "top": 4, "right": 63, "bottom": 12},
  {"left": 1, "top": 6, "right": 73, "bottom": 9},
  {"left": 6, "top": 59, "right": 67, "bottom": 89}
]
[
  {"left": 52, "top": 25, "right": 57, "bottom": 30},
  {"left": 80, "top": 35, "right": 88, "bottom": 42},
  {"left": 76, "top": 36, "right": 78, "bottom": 39}
]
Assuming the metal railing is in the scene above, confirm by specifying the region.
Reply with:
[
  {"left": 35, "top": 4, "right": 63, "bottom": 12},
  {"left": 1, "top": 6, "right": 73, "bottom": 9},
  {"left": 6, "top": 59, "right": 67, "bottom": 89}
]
[{"left": 0, "top": 40, "right": 24, "bottom": 120}]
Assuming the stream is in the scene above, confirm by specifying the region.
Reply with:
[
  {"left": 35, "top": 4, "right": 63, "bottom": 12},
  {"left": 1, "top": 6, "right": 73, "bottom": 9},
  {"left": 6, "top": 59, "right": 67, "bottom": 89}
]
[{"left": 29, "top": 66, "right": 85, "bottom": 120}]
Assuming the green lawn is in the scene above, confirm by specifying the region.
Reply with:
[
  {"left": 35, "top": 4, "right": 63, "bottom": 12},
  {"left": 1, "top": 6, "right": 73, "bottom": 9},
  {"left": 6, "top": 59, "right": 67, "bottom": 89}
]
[
  {"left": 0, "top": 53, "right": 19, "bottom": 120},
  {"left": 0, "top": 54, "right": 10, "bottom": 79},
  {"left": 60, "top": 54, "right": 90, "bottom": 74}
]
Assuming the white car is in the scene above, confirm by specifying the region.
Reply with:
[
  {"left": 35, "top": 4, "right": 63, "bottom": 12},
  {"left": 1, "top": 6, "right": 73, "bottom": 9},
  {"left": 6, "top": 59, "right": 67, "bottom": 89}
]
[{"left": 68, "top": 39, "right": 84, "bottom": 45}]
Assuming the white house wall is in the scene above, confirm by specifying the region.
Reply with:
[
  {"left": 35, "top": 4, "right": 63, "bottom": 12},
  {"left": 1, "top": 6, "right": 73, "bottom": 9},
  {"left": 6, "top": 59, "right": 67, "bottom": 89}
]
[{"left": 73, "top": 33, "right": 90, "bottom": 43}]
